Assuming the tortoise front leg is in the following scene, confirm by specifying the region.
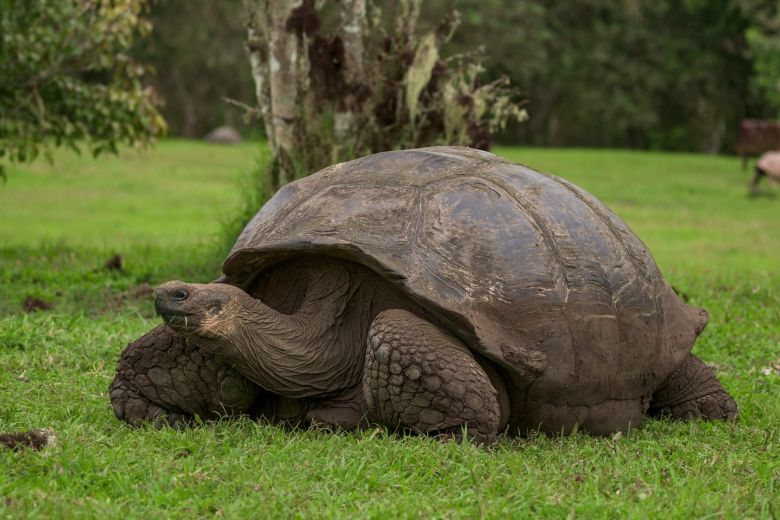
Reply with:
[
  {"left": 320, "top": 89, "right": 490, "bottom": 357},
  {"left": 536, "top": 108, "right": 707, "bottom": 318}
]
[
  {"left": 363, "top": 309, "right": 508, "bottom": 445},
  {"left": 110, "top": 324, "right": 260, "bottom": 427}
]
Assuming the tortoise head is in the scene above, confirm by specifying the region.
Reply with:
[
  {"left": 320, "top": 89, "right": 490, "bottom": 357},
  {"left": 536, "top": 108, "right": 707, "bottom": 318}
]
[{"left": 154, "top": 281, "right": 250, "bottom": 338}]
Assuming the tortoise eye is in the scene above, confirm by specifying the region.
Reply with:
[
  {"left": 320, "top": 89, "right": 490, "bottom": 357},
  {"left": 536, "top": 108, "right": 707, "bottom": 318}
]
[{"left": 170, "top": 288, "right": 189, "bottom": 302}]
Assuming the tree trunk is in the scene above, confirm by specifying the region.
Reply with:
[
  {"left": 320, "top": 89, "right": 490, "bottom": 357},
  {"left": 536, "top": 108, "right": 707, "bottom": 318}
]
[
  {"left": 268, "top": 0, "right": 303, "bottom": 185},
  {"left": 246, "top": 5, "right": 275, "bottom": 152},
  {"left": 243, "top": 0, "right": 523, "bottom": 191},
  {"left": 334, "top": 0, "right": 366, "bottom": 141},
  {"left": 246, "top": 0, "right": 303, "bottom": 187}
]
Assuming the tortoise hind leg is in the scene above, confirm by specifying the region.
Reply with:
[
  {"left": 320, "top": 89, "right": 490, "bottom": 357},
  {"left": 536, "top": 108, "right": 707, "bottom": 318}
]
[
  {"left": 649, "top": 354, "right": 738, "bottom": 422},
  {"left": 750, "top": 166, "right": 767, "bottom": 196},
  {"left": 363, "top": 309, "right": 508, "bottom": 445}
]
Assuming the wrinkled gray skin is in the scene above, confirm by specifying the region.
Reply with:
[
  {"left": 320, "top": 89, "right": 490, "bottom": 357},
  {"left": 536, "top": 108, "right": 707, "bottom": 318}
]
[{"left": 110, "top": 147, "right": 737, "bottom": 443}]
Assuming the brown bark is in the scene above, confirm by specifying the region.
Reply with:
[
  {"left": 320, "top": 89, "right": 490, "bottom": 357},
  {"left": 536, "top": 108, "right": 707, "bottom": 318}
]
[
  {"left": 246, "top": 4, "right": 275, "bottom": 152},
  {"left": 268, "top": 0, "right": 303, "bottom": 185},
  {"left": 246, "top": 0, "right": 304, "bottom": 186},
  {"left": 334, "top": 0, "right": 366, "bottom": 140}
]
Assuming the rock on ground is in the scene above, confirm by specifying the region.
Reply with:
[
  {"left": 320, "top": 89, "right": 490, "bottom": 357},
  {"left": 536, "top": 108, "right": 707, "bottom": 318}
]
[{"left": 204, "top": 126, "right": 242, "bottom": 144}]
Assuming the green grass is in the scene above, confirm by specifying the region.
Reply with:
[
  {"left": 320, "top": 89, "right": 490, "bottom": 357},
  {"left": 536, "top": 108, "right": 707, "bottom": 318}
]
[
  {"left": 0, "top": 140, "right": 258, "bottom": 247},
  {"left": 1, "top": 142, "right": 778, "bottom": 518}
]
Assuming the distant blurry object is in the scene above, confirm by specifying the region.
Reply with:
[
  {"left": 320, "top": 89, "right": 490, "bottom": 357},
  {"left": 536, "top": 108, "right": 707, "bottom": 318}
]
[
  {"left": 103, "top": 254, "right": 124, "bottom": 272},
  {"left": 21, "top": 296, "right": 53, "bottom": 313},
  {"left": 204, "top": 126, "right": 242, "bottom": 144},
  {"left": 751, "top": 150, "right": 780, "bottom": 195},
  {"left": 737, "top": 120, "right": 780, "bottom": 169}
]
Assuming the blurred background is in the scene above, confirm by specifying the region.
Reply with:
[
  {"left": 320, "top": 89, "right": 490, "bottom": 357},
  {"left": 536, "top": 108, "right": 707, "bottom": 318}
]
[{"left": 138, "top": 0, "right": 780, "bottom": 153}]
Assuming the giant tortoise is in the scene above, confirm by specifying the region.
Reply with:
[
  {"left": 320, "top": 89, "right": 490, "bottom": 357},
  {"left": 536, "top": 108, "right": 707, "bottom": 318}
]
[
  {"left": 751, "top": 150, "right": 780, "bottom": 195},
  {"left": 110, "top": 147, "right": 737, "bottom": 443}
]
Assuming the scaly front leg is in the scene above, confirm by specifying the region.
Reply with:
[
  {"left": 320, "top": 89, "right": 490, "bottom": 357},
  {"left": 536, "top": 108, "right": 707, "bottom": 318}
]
[
  {"left": 363, "top": 309, "right": 509, "bottom": 445},
  {"left": 110, "top": 324, "right": 259, "bottom": 427}
]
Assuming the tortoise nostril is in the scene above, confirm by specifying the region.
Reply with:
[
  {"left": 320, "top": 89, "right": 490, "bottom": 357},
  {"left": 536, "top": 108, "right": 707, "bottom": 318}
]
[{"left": 170, "top": 288, "right": 189, "bottom": 302}]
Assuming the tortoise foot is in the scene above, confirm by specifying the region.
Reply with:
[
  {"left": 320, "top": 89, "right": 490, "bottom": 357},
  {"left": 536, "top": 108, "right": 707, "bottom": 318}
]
[
  {"left": 363, "top": 309, "right": 503, "bottom": 445},
  {"left": 649, "top": 354, "right": 738, "bottom": 422},
  {"left": 110, "top": 373, "right": 191, "bottom": 428},
  {"left": 110, "top": 324, "right": 259, "bottom": 427}
]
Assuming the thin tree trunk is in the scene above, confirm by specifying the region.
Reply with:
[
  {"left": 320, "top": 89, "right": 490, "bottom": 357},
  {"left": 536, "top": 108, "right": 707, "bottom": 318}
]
[
  {"left": 246, "top": 0, "right": 303, "bottom": 187},
  {"left": 397, "top": 0, "right": 421, "bottom": 45},
  {"left": 268, "top": 0, "right": 302, "bottom": 185},
  {"left": 334, "top": 0, "right": 366, "bottom": 141},
  {"left": 246, "top": 2, "right": 275, "bottom": 152}
]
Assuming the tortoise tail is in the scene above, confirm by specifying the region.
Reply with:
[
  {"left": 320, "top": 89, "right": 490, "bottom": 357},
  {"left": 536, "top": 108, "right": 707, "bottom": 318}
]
[{"left": 687, "top": 304, "right": 708, "bottom": 337}]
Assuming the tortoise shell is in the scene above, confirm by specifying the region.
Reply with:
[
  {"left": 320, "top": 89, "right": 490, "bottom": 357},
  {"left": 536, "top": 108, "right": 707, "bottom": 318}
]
[{"left": 221, "top": 147, "right": 706, "bottom": 406}]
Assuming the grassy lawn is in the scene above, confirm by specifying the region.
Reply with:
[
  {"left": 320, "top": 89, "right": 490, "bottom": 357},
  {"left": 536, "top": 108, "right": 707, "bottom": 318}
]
[{"left": 1, "top": 141, "right": 778, "bottom": 518}]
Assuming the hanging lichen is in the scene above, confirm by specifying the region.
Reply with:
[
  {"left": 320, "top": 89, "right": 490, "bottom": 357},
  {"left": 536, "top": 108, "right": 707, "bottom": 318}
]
[{"left": 244, "top": 0, "right": 526, "bottom": 190}]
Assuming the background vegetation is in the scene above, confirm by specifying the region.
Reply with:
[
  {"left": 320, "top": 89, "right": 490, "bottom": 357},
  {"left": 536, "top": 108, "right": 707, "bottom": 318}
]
[
  {"left": 0, "top": 143, "right": 778, "bottom": 517},
  {"left": 0, "top": 0, "right": 165, "bottom": 178},
  {"left": 138, "top": 0, "right": 780, "bottom": 153},
  {"left": 133, "top": 0, "right": 251, "bottom": 138}
]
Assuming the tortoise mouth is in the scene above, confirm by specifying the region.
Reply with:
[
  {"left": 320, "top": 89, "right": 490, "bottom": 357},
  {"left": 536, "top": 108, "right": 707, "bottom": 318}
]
[
  {"left": 154, "top": 299, "right": 202, "bottom": 333},
  {"left": 159, "top": 310, "right": 201, "bottom": 332}
]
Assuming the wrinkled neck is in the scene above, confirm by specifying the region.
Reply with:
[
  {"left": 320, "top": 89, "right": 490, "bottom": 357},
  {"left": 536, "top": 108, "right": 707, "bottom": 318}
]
[{"left": 193, "top": 281, "right": 358, "bottom": 398}]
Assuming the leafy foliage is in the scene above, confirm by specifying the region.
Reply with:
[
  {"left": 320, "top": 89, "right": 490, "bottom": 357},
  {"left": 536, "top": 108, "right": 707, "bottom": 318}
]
[
  {"left": 0, "top": 0, "right": 166, "bottom": 178},
  {"left": 744, "top": 0, "right": 780, "bottom": 115}
]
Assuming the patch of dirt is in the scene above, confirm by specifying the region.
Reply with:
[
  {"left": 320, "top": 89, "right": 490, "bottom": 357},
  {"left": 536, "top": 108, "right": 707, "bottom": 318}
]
[
  {"left": 108, "top": 283, "right": 155, "bottom": 311},
  {"left": 21, "top": 297, "right": 53, "bottom": 313},
  {"left": 104, "top": 254, "right": 124, "bottom": 271},
  {"left": 127, "top": 283, "right": 154, "bottom": 299},
  {"left": 0, "top": 429, "right": 56, "bottom": 451}
]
